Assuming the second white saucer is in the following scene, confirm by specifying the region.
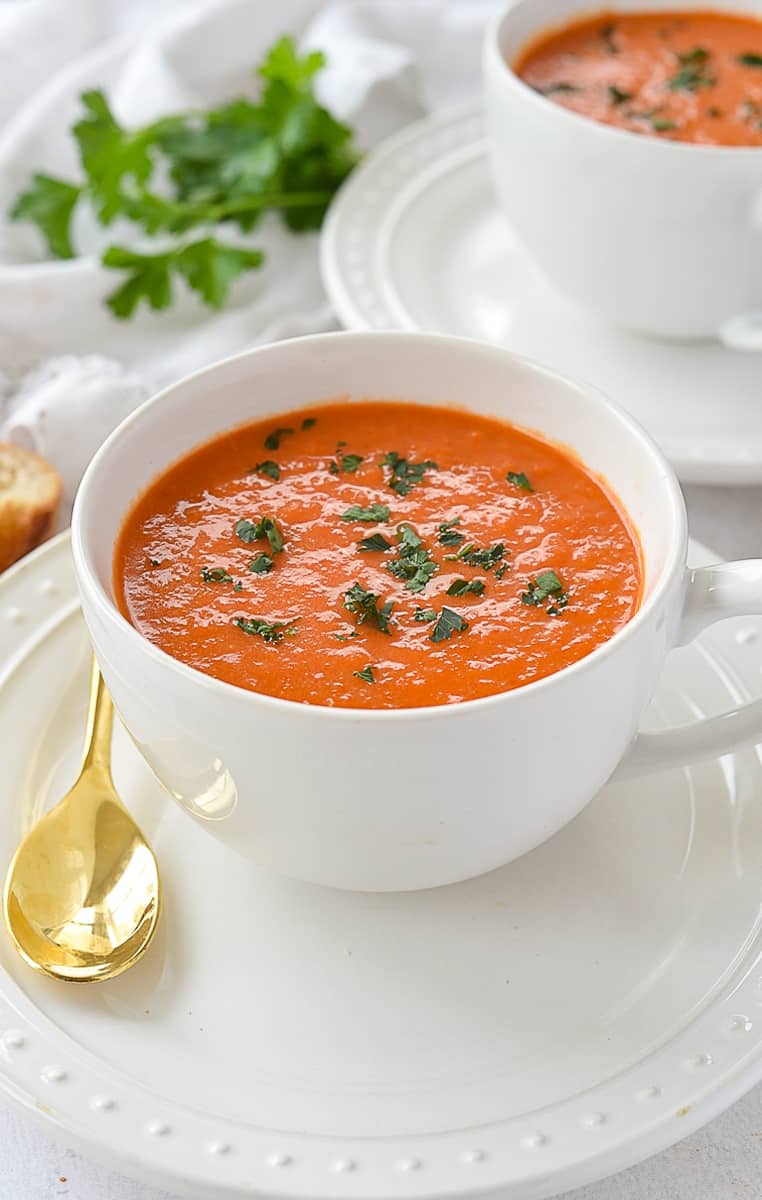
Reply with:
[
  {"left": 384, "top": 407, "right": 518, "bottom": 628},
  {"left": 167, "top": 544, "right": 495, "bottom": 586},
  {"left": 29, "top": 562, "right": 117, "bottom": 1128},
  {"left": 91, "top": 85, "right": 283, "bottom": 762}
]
[{"left": 321, "top": 106, "right": 762, "bottom": 486}]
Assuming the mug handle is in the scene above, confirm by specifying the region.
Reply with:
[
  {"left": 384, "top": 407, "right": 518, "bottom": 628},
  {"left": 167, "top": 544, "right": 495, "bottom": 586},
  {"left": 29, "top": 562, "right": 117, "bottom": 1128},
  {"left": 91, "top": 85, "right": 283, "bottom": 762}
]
[{"left": 616, "top": 561, "right": 762, "bottom": 778}]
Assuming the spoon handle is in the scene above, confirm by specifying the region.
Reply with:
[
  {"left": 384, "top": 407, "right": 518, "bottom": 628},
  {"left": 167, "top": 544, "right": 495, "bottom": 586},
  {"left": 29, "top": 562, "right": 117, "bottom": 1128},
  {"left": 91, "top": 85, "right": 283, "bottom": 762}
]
[{"left": 81, "top": 656, "right": 114, "bottom": 775}]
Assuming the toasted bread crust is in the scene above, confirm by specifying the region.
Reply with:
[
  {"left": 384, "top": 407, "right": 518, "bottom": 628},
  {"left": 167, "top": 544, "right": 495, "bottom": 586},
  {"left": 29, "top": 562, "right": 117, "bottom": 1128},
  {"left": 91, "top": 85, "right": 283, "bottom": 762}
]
[{"left": 0, "top": 443, "right": 62, "bottom": 572}]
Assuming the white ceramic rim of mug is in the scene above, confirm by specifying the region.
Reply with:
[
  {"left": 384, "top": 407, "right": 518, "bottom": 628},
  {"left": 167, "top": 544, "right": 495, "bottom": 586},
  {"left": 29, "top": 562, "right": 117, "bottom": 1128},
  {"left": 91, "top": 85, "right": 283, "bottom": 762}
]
[
  {"left": 71, "top": 330, "right": 686, "bottom": 722},
  {"left": 488, "top": 0, "right": 762, "bottom": 157}
]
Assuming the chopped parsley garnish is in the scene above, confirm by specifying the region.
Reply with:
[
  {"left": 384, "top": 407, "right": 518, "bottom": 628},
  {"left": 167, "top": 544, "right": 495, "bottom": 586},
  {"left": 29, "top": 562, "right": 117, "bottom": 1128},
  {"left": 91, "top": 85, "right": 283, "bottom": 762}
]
[
  {"left": 438, "top": 516, "right": 465, "bottom": 547},
  {"left": 344, "top": 582, "right": 394, "bottom": 633},
  {"left": 495, "top": 562, "right": 511, "bottom": 581},
  {"left": 414, "top": 607, "right": 437, "bottom": 623},
  {"left": 235, "top": 615, "right": 297, "bottom": 643},
  {"left": 249, "top": 553, "right": 274, "bottom": 575},
  {"left": 521, "top": 570, "right": 568, "bottom": 615},
  {"left": 626, "top": 109, "right": 678, "bottom": 131},
  {"left": 301, "top": 416, "right": 317, "bottom": 430},
  {"left": 353, "top": 665, "right": 375, "bottom": 683},
  {"left": 534, "top": 82, "right": 581, "bottom": 95},
  {"left": 250, "top": 460, "right": 280, "bottom": 481},
  {"left": 201, "top": 566, "right": 233, "bottom": 583},
  {"left": 264, "top": 426, "right": 294, "bottom": 451},
  {"left": 235, "top": 515, "right": 285, "bottom": 555},
  {"left": 456, "top": 542, "right": 505, "bottom": 571},
  {"left": 430, "top": 607, "right": 469, "bottom": 643},
  {"left": 600, "top": 22, "right": 619, "bottom": 54},
  {"left": 506, "top": 470, "right": 534, "bottom": 492},
  {"left": 738, "top": 53, "right": 762, "bottom": 67},
  {"left": 329, "top": 451, "right": 364, "bottom": 474},
  {"left": 608, "top": 85, "right": 632, "bottom": 105},
  {"left": 379, "top": 451, "right": 438, "bottom": 497},
  {"left": 358, "top": 532, "right": 392, "bottom": 552},
  {"left": 446, "top": 578, "right": 486, "bottom": 597},
  {"left": 386, "top": 524, "right": 438, "bottom": 593},
  {"left": 333, "top": 629, "right": 359, "bottom": 641},
  {"left": 235, "top": 518, "right": 259, "bottom": 542},
  {"left": 668, "top": 48, "right": 715, "bottom": 91},
  {"left": 341, "top": 502, "right": 390, "bottom": 523}
]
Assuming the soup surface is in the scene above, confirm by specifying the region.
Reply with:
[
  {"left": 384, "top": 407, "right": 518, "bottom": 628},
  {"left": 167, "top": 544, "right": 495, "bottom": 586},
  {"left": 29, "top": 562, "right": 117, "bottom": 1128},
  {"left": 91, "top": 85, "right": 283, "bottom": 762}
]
[
  {"left": 516, "top": 9, "right": 762, "bottom": 146},
  {"left": 115, "top": 403, "right": 642, "bottom": 709}
]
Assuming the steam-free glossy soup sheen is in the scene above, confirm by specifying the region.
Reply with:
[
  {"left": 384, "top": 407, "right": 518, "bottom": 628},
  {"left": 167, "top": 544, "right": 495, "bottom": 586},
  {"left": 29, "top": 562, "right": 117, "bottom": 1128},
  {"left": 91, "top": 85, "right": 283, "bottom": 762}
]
[
  {"left": 516, "top": 9, "right": 762, "bottom": 146},
  {"left": 115, "top": 403, "right": 642, "bottom": 709}
]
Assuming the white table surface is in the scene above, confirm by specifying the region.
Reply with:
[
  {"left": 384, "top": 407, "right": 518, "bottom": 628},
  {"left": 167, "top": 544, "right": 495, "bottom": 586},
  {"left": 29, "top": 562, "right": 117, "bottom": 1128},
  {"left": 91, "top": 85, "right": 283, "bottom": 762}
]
[{"left": 2, "top": 483, "right": 761, "bottom": 1200}]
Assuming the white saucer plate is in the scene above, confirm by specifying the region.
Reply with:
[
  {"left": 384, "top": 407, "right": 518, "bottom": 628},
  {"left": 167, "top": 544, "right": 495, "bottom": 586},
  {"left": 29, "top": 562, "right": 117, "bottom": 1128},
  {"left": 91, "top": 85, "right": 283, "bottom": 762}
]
[
  {"left": 321, "top": 107, "right": 762, "bottom": 486},
  {"left": 1, "top": 534, "right": 762, "bottom": 1200}
]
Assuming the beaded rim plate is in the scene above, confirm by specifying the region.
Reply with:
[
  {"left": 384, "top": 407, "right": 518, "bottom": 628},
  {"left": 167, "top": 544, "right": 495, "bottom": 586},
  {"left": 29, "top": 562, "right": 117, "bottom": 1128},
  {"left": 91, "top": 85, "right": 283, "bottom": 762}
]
[
  {"left": 1, "top": 532, "right": 762, "bottom": 1200},
  {"left": 320, "top": 105, "right": 762, "bottom": 486}
]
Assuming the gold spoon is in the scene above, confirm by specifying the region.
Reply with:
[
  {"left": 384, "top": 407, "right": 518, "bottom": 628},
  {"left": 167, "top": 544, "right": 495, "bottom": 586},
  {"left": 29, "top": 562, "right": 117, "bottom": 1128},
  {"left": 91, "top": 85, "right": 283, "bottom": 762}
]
[{"left": 2, "top": 657, "right": 161, "bottom": 982}]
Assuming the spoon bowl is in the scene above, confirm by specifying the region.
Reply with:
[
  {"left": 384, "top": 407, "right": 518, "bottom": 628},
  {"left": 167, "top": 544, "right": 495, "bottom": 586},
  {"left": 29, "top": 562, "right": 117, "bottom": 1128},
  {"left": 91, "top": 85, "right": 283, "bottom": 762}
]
[{"left": 3, "top": 659, "right": 160, "bottom": 982}]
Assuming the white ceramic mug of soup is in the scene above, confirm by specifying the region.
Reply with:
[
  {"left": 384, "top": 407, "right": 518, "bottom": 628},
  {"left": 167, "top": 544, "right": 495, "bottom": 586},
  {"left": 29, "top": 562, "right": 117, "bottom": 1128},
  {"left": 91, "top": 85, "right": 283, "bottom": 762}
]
[
  {"left": 484, "top": 0, "right": 762, "bottom": 346},
  {"left": 72, "top": 332, "right": 762, "bottom": 892}
]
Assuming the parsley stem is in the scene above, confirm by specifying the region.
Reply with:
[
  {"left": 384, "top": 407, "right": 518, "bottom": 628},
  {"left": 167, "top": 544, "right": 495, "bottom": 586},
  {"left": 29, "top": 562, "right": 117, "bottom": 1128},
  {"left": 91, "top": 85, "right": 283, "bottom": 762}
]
[{"left": 136, "top": 187, "right": 336, "bottom": 225}]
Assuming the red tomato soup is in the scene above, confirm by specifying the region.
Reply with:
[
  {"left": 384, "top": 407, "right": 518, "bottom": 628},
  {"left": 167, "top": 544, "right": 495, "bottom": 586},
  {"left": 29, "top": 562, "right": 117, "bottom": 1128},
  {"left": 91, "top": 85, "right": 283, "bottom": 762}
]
[
  {"left": 114, "top": 403, "right": 642, "bottom": 709},
  {"left": 515, "top": 9, "right": 762, "bottom": 146}
]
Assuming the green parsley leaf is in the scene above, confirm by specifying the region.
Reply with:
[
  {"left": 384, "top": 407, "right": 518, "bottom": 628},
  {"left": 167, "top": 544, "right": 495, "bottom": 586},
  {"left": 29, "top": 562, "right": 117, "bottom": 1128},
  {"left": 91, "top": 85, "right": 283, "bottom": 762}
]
[
  {"left": 652, "top": 118, "right": 678, "bottom": 131},
  {"left": 332, "top": 629, "right": 359, "bottom": 641},
  {"left": 457, "top": 542, "right": 505, "bottom": 571},
  {"left": 344, "top": 583, "right": 394, "bottom": 633},
  {"left": 235, "top": 518, "right": 259, "bottom": 542},
  {"left": 102, "top": 238, "right": 264, "bottom": 318},
  {"left": 301, "top": 416, "right": 317, "bottom": 430},
  {"left": 264, "top": 427, "right": 294, "bottom": 451},
  {"left": 358, "top": 533, "right": 392, "bottom": 552},
  {"left": 72, "top": 90, "right": 169, "bottom": 223},
  {"left": 430, "top": 607, "right": 469, "bottom": 643},
  {"left": 257, "top": 516, "right": 284, "bottom": 555},
  {"left": 386, "top": 524, "right": 438, "bottom": 593},
  {"left": 413, "top": 607, "right": 437, "bottom": 623},
  {"left": 379, "top": 451, "right": 438, "bottom": 497},
  {"left": 9, "top": 174, "right": 82, "bottom": 259},
  {"left": 446, "top": 578, "right": 486, "bottom": 597},
  {"left": 250, "top": 460, "right": 280, "bottom": 481},
  {"left": 495, "top": 562, "right": 511, "bottom": 580},
  {"left": 668, "top": 48, "right": 715, "bottom": 91},
  {"left": 234, "top": 515, "right": 285, "bottom": 554},
  {"left": 738, "top": 53, "right": 762, "bottom": 67},
  {"left": 201, "top": 566, "right": 233, "bottom": 583},
  {"left": 506, "top": 471, "right": 534, "bottom": 492},
  {"left": 235, "top": 615, "right": 297, "bottom": 643},
  {"left": 521, "top": 569, "right": 568, "bottom": 614},
  {"left": 249, "top": 553, "right": 274, "bottom": 574},
  {"left": 353, "top": 664, "right": 375, "bottom": 683},
  {"left": 329, "top": 451, "right": 364, "bottom": 474},
  {"left": 438, "top": 517, "right": 465, "bottom": 548},
  {"left": 341, "top": 502, "right": 390, "bottom": 523},
  {"left": 608, "top": 85, "right": 632, "bottom": 105}
]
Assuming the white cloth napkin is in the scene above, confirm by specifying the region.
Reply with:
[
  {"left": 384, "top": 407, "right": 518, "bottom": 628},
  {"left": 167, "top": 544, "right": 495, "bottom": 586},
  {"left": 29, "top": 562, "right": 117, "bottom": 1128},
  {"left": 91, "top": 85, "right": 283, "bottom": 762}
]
[{"left": 0, "top": 0, "right": 498, "bottom": 515}]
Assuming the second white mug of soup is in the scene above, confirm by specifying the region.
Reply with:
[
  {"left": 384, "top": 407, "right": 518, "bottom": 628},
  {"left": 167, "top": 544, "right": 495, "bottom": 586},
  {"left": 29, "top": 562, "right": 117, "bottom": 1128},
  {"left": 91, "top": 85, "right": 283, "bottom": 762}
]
[
  {"left": 484, "top": 0, "right": 762, "bottom": 344},
  {"left": 72, "top": 332, "right": 762, "bottom": 891}
]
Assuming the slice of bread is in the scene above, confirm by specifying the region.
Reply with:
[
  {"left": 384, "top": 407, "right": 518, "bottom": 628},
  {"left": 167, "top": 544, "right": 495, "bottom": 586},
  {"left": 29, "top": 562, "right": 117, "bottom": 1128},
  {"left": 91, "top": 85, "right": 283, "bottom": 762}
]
[{"left": 0, "top": 443, "right": 62, "bottom": 572}]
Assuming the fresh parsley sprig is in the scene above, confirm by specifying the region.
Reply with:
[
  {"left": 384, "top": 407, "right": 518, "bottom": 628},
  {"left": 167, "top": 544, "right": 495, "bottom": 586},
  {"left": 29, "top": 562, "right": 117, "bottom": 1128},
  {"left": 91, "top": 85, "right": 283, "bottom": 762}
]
[{"left": 10, "top": 37, "right": 360, "bottom": 319}]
